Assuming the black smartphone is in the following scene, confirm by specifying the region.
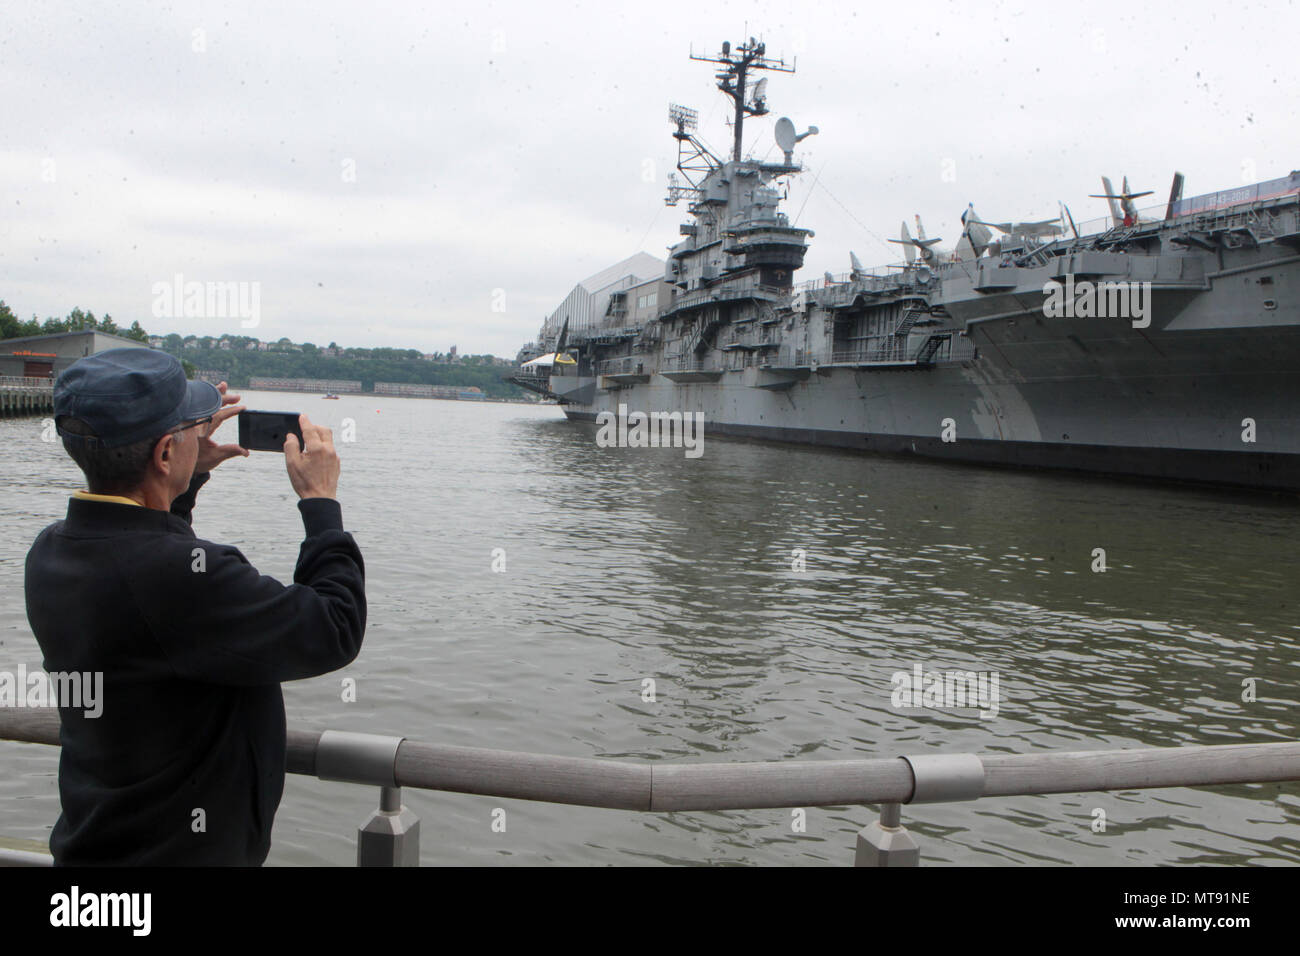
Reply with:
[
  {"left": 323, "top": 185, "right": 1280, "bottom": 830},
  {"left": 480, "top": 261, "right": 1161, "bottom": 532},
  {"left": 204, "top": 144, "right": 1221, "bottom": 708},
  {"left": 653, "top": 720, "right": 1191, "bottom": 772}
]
[{"left": 238, "top": 410, "right": 304, "bottom": 453}]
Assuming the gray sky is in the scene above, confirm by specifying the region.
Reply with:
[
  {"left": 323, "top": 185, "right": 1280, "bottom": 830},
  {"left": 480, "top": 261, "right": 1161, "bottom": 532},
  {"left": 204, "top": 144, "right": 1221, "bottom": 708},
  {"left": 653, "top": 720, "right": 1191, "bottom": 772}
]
[{"left": 3, "top": 0, "right": 1298, "bottom": 356}]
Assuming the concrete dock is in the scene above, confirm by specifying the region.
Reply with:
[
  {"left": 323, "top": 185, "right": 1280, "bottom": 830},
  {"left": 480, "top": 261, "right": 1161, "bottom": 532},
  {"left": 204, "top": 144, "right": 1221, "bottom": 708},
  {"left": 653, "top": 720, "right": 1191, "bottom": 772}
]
[{"left": 0, "top": 376, "right": 53, "bottom": 417}]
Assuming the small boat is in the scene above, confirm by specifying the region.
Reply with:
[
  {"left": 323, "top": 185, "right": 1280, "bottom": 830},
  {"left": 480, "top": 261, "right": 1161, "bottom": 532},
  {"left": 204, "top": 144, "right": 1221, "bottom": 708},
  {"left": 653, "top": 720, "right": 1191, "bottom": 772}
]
[{"left": 322, "top": 393, "right": 340, "bottom": 400}]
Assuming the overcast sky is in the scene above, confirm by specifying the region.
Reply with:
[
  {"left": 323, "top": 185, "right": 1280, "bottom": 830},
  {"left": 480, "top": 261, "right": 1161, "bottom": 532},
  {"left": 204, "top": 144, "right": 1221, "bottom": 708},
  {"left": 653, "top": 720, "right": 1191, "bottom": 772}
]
[{"left": 4, "top": 0, "right": 1299, "bottom": 356}]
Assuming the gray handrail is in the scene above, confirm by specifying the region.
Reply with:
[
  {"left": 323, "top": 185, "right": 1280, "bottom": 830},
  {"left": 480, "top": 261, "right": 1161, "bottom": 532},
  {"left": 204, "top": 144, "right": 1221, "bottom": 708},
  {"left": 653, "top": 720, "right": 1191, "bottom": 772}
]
[
  {"left": 4, "top": 708, "right": 1299, "bottom": 865},
  {"left": 5, "top": 708, "right": 1300, "bottom": 806}
]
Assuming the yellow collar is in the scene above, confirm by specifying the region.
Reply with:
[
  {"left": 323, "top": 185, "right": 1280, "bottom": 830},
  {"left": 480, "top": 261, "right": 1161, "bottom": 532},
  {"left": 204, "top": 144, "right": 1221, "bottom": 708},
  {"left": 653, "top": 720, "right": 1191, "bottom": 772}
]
[{"left": 73, "top": 490, "right": 143, "bottom": 507}]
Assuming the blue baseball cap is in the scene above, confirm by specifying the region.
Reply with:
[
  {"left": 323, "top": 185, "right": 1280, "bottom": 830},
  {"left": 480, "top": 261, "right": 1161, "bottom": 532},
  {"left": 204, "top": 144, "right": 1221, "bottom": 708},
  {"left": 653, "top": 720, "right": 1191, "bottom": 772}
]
[{"left": 54, "top": 348, "right": 222, "bottom": 448}]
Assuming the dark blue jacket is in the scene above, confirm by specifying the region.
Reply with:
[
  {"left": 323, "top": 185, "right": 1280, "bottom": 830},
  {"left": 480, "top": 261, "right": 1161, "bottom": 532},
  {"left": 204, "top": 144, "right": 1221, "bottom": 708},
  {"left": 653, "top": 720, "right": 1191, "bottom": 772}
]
[{"left": 24, "top": 473, "right": 366, "bottom": 865}]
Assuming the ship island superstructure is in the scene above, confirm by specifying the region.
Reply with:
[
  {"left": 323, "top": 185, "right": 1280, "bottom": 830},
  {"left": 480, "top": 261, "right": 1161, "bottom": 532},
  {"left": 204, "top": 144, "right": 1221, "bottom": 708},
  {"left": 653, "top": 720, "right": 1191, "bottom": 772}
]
[{"left": 512, "top": 37, "right": 1300, "bottom": 492}]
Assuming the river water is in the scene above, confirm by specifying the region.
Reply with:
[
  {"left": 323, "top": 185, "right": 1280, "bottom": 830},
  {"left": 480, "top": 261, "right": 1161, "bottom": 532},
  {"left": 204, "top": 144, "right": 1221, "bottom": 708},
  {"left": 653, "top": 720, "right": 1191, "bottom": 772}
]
[{"left": 2, "top": 391, "right": 1299, "bottom": 866}]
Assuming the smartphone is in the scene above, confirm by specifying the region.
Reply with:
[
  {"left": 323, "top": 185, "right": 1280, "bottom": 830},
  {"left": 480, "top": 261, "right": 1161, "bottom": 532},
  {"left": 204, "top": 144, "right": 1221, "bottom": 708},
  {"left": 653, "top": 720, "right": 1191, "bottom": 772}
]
[{"left": 238, "top": 410, "right": 304, "bottom": 453}]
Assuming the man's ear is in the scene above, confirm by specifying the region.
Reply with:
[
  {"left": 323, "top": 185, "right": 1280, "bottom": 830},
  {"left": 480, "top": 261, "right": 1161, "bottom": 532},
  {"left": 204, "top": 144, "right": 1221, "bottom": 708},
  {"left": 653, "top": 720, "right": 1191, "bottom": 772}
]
[{"left": 151, "top": 432, "right": 174, "bottom": 476}]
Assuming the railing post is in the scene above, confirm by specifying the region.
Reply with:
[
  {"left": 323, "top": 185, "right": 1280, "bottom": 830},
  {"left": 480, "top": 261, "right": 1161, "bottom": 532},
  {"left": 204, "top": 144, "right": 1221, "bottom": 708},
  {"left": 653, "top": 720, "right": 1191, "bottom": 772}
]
[
  {"left": 854, "top": 802, "right": 919, "bottom": 867},
  {"left": 357, "top": 786, "right": 420, "bottom": 867},
  {"left": 314, "top": 730, "right": 420, "bottom": 867},
  {"left": 854, "top": 753, "right": 985, "bottom": 866}
]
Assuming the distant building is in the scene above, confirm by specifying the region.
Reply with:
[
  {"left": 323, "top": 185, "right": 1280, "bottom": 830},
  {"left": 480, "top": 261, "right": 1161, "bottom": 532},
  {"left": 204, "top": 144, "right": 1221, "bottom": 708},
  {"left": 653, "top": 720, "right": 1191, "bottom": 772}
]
[
  {"left": 248, "top": 377, "right": 363, "bottom": 394},
  {"left": 373, "top": 382, "right": 485, "bottom": 401},
  {"left": 0, "top": 330, "right": 149, "bottom": 379}
]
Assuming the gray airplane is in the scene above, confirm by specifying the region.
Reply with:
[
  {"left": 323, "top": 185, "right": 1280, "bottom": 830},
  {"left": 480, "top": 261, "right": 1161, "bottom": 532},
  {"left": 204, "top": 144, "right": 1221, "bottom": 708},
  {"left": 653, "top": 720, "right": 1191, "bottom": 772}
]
[
  {"left": 1091, "top": 175, "right": 1155, "bottom": 226},
  {"left": 889, "top": 216, "right": 946, "bottom": 265}
]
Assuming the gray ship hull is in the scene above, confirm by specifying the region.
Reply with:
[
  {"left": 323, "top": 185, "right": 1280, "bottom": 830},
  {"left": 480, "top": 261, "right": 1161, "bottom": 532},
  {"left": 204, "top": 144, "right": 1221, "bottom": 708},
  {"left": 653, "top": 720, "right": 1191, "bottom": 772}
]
[{"left": 553, "top": 312, "right": 1300, "bottom": 492}]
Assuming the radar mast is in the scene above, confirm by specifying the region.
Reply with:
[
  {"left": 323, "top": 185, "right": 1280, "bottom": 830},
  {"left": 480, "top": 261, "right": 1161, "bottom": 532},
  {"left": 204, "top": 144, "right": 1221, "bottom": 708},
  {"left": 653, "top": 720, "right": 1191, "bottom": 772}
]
[{"left": 689, "top": 37, "right": 794, "bottom": 163}]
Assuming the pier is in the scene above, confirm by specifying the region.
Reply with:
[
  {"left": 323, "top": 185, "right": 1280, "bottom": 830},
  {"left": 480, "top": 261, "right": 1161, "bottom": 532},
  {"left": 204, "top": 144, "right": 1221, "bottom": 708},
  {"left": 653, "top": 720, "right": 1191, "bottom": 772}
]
[
  {"left": 2, "top": 708, "right": 1297, "bottom": 866},
  {"left": 0, "top": 376, "right": 53, "bottom": 418}
]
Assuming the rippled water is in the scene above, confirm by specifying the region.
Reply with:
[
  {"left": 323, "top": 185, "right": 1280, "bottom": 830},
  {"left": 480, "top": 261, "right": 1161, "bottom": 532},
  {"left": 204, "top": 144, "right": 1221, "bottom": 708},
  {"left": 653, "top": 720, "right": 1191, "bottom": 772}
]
[{"left": 3, "top": 391, "right": 1299, "bottom": 866}]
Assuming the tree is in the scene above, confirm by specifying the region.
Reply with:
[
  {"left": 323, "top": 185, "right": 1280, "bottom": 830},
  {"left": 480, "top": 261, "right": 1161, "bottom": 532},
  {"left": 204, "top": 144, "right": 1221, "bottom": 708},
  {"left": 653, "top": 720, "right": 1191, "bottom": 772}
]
[
  {"left": 125, "top": 320, "right": 149, "bottom": 342},
  {"left": 0, "top": 300, "right": 20, "bottom": 338}
]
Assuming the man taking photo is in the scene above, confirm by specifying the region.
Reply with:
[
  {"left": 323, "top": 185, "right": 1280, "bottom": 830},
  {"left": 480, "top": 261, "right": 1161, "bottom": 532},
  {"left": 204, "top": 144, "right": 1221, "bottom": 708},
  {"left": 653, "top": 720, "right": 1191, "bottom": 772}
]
[{"left": 25, "top": 347, "right": 367, "bottom": 865}]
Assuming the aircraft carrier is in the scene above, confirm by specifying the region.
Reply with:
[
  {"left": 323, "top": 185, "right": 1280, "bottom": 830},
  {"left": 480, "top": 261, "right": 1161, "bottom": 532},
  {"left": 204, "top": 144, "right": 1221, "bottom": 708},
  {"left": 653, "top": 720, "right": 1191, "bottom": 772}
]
[{"left": 513, "top": 37, "right": 1300, "bottom": 492}]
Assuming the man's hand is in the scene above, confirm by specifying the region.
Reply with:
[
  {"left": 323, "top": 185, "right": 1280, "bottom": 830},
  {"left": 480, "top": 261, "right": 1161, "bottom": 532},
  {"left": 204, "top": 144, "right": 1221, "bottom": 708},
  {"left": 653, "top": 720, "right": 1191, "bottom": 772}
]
[
  {"left": 284, "top": 414, "right": 340, "bottom": 500},
  {"left": 195, "top": 382, "right": 249, "bottom": 473}
]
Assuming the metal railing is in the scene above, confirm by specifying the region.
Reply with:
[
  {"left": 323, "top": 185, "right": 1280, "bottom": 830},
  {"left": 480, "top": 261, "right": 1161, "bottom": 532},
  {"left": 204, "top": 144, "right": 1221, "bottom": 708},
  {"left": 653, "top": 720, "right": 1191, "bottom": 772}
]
[
  {"left": 595, "top": 357, "right": 649, "bottom": 377},
  {"left": 764, "top": 347, "right": 811, "bottom": 368},
  {"left": 716, "top": 328, "right": 751, "bottom": 349},
  {"left": 726, "top": 211, "right": 793, "bottom": 229},
  {"left": 829, "top": 331, "right": 976, "bottom": 366},
  {"left": 717, "top": 325, "right": 782, "bottom": 350},
  {"left": 3, "top": 708, "right": 1298, "bottom": 867},
  {"left": 664, "top": 280, "right": 788, "bottom": 317},
  {"left": 661, "top": 355, "right": 721, "bottom": 374},
  {"left": 0, "top": 376, "right": 54, "bottom": 389},
  {"left": 567, "top": 324, "right": 641, "bottom": 345},
  {"left": 0, "top": 379, "right": 55, "bottom": 417},
  {"left": 832, "top": 334, "right": 911, "bottom": 365}
]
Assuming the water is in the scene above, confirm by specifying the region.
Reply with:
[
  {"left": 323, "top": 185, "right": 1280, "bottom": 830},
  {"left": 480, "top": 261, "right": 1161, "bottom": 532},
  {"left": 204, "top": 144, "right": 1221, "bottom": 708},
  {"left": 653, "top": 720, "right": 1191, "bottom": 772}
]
[{"left": 2, "top": 391, "right": 1299, "bottom": 865}]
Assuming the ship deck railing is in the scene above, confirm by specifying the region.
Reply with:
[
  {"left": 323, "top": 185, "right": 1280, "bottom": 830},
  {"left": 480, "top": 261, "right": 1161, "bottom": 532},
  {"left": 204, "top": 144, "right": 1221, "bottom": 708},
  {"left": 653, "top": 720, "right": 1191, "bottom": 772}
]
[
  {"left": 504, "top": 369, "right": 558, "bottom": 400},
  {"left": 793, "top": 269, "right": 912, "bottom": 298},
  {"left": 792, "top": 192, "right": 1300, "bottom": 301},
  {"left": 595, "top": 357, "right": 651, "bottom": 377},
  {"left": 763, "top": 348, "right": 812, "bottom": 368},
  {"left": 831, "top": 342, "right": 912, "bottom": 365},
  {"left": 717, "top": 327, "right": 782, "bottom": 349},
  {"left": 566, "top": 324, "right": 642, "bottom": 346},
  {"left": 1072, "top": 190, "right": 1300, "bottom": 240},
  {"left": 2, "top": 708, "right": 1298, "bottom": 866},
  {"left": 660, "top": 355, "right": 722, "bottom": 374},
  {"left": 662, "top": 281, "right": 789, "bottom": 317},
  {"left": 506, "top": 369, "right": 552, "bottom": 383},
  {"left": 828, "top": 332, "right": 976, "bottom": 367}
]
